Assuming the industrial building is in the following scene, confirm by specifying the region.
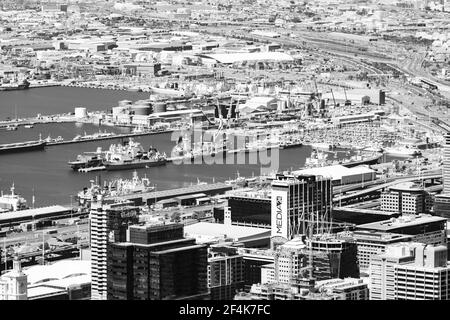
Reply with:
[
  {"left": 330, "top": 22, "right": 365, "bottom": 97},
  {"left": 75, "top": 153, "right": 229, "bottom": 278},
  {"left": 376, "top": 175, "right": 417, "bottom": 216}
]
[{"left": 291, "top": 165, "right": 376, "bottom": 186}]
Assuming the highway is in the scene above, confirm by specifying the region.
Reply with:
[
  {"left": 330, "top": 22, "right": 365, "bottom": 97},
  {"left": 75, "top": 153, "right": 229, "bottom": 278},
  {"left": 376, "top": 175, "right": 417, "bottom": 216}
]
[{"left": 333, "top": 172, "right": 442, "bottom": 203}]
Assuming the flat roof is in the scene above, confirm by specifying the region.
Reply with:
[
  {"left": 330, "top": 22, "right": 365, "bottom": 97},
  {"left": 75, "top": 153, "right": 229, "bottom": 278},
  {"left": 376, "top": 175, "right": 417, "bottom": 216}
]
[
  {"left": 110, "top": 182, "right": 232, "bottom": 202},
  {"left": 28, "top": 285, "right": 67, "bottom": 299},
  {"left": 199, "top": 52, "right": 294, "bottom": 64},
  {"left": 185, "top": 222, "right": 270, "bottom": 241},
  {"left": 357, "top": 214, "right": 447, "bottom": 232},
  {"left": 0, "top": 205, "right": 70, "bottom": 224},
  {"left": 292, "top": 165, "right": 374, "bottom": 180}
]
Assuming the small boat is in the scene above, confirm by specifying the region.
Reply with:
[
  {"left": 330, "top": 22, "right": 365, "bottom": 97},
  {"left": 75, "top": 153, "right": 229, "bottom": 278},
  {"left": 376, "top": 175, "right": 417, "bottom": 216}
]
[{"left": 24, "top": 124, "right": 34, "bottom": 129}]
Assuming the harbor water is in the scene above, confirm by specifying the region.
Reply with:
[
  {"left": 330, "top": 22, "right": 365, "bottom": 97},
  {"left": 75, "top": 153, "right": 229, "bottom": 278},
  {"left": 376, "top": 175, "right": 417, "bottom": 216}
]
[{"left": 0, "top": 87, "right": 366, "bottom": 206}]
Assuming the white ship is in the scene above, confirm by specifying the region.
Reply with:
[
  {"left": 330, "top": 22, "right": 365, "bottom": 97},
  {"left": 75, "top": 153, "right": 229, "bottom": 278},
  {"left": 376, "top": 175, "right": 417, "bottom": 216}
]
[
  {"left": 77, "top": 171, "right": 154, "bottom": 206},
  {"left": 0, "top": 184, "right": 28, "bottom": 213},
  {"left": 384, "top": 145, "right": 422, "bottom": 157}
]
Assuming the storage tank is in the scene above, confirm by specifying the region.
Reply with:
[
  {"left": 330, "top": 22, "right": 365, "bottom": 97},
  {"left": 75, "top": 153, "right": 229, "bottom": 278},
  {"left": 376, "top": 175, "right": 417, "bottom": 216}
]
[
  {"left": 74, "top": 107, "right": 87, "bottom": 118},
  {"left": 153, "top": 102, "right": 167, "bottom": 113},
  {"left": 112, "top": 106, "right": 129, "bottom": 116},
  {"left": 118, "top": 100, "right": 132, "bottom": 108},
  {"left": 131, "top": 105, "right": 151, "bottom": 116}
]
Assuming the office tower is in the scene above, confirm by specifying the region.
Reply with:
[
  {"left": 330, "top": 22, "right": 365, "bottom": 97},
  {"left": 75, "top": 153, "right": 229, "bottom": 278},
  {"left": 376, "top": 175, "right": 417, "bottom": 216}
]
[
  {"left": 0, "top": 257, "right": 27, "bottom": 300},
  {"left": 208, "top": 244, "right": 245, "bottom": 300},
  {"left": 272, "top": 235, "right": 359, "bottom": 283},
  {"left": 90, "top": 198, "right": 139, "bottom": 300},
  {"left": 380, "top": 182, "right": 433, "bottom": 214},
  {"left": 238, "top": 248, "right": 275, "bottom": 291},
  {"left": 444, "top": 132, "right": 450, "bottom": 194},
  {"left": 435, "top": 133, "right": 450, "bottom": 219},
  {"left": 370, "top": 242, "right": 450, "bottom": 300},
  {"left": 349, "top": 230, "right": 413, "bottom": 273},
  {"left": 228, "top": 190, "right": 271, "bottom": 226},
  {"left": 271, "top": 174, "right": 332, "bottom": 247},
  {"left": 107, "top": 223, "right": 209, "bottom": 300}
]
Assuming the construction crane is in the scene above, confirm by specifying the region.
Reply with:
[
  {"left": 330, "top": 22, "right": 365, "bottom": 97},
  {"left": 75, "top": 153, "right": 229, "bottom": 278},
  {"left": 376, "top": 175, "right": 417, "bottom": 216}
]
[
  {"left": 330, "top": 88, "right": 337, "bottom": 108},
  {"left": 343, "top": 87, "right": 351, "bottom": 106}
]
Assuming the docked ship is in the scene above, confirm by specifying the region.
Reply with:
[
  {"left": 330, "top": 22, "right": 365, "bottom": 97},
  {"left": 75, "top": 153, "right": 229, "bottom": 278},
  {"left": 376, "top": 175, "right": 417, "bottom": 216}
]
[
  {"left": 0, "top": 184, "right": 28, "bottom": 213},
  {"left": 0, "top": 79, "right": 30, "bottom": 91},
  {"left": 171, "top": 135, "right": 227, "bottom": 161},
  {"left": 77, "top": 171, "right": 154, "bottom": 206},
  {"left": 384, "top": 145, "right": 422, "bottom": 157},
  {"left": 68, "top": 147, "right": 107, "bottom": 171},
  {"left": 279, "top": 137, "right": 303, "bottom": 149},
  {"left": 0, "top": 140, "right": 46, "bottom": 154},
  {"left": 73, "top": 130, "right": 115, "bottom": 141},
  {"left": 304, "top": 150, "right": 383, "bottom": 168},
  {"left": 103, "top": 139, "right": 167, "bottom": 171}
]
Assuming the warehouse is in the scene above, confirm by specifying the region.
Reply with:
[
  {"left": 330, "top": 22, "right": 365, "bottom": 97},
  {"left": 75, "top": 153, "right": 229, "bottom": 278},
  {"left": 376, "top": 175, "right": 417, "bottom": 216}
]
[{"left": 291, "top": 165, "right": 376, "bottom": 186}]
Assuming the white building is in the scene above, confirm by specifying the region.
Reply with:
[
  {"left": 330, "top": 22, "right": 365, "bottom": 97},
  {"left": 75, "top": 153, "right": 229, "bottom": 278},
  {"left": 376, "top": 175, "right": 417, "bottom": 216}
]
[
  {"left": 370, "top": 242, "right": 450, "bottom": 300},
  {"left": 0, "top": 258, "right": 28, "bottom": 300}
]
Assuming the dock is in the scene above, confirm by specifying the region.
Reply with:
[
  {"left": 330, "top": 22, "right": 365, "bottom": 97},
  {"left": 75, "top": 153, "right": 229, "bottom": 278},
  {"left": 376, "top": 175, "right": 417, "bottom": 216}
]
[
  {"left": 106, "top": 182, "right": 233, "bottom": 205},
  {"left": 45, "top": 129, "right": 174, "bottom": 147}
]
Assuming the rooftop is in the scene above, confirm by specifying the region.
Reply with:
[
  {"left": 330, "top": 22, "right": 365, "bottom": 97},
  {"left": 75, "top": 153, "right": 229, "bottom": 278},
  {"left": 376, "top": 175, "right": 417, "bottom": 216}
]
[
  {"left": 184, "top": 222, "right": 270, "bottom": 243},
  {"left": 198, "top": 52, "right": 294, "bottom": 64},
  {"left": 357, "top": 214, "right": 447, "bottom": 232}
]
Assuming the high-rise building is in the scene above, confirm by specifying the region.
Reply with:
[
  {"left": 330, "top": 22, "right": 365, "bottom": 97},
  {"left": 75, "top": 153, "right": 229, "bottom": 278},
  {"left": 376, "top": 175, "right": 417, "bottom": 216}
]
[
  {"left": 349, "top": 230, "right": 413, "bottom": 273},
  {"left": 0, "top": 257, "right": 27, "bottom": 300},
  {"left": 107, "top": 223, "right": 209, "bottom": 300},
  {"left": 271, "top": 174, "right": 332, "bottom": 247},
  {"left": 370, "top": 242, "right": 450, "bottom": 300},
  {"left": 443, "top": 132, "right": 450, "bottom": 194},
  {"left": 208, "top": 244, "right": 245, "bottom": 300},
  {"left": 435, "top": 132, "right": 450, "bottom": 220},
  {"left": 272, "top": 234, "right": 359, "bottom": 283},
  {"left": 90, "top": 198, "right": 139, "bottom": 300},
  {"left": 380, "top": 182, "right": 433, "bottom": 214}
]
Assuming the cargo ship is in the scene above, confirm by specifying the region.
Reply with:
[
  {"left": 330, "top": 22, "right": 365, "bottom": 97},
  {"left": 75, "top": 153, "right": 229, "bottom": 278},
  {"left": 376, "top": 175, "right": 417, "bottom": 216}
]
[
  {"left": 0, "top": 79, "right": 30, "bottom": 91},
  {"left": 68, "top": 147, "right": 106, "bottom": 171},
  {"left": 304, "top": 150, "right": 383, "bottom": 168},
  {"left": 384, "top": 145, "right": 422, "bottom": 157},
  {"left": 0, "top": 140, "right": 46, "bottom": 154},
  {"left": 69, "top": 138, "right": 167, "bottom": 172},
  {"left": 104, "top": 145, "right": 167, "bottom": 171},
  {"left": 77, "top": 171, "right": 154, "bottom": 206}
]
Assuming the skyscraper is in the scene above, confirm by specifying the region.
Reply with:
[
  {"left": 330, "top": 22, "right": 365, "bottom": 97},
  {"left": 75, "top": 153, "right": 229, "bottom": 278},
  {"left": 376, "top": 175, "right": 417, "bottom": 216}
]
[
  {"left": 107, "top": 223, "right": 209, "bottom": 300},
  {"left": 90, "top": 198, "right": 139, "bottom": 300},
  {"left": 443, "top": 132, "right": 450, "bottom": 194},
  {"left": 434, "top": 132, "right": 450, "bottom": 220},
  {"left": 271, "top": 174, "right": 333, "bottom": 247}
]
